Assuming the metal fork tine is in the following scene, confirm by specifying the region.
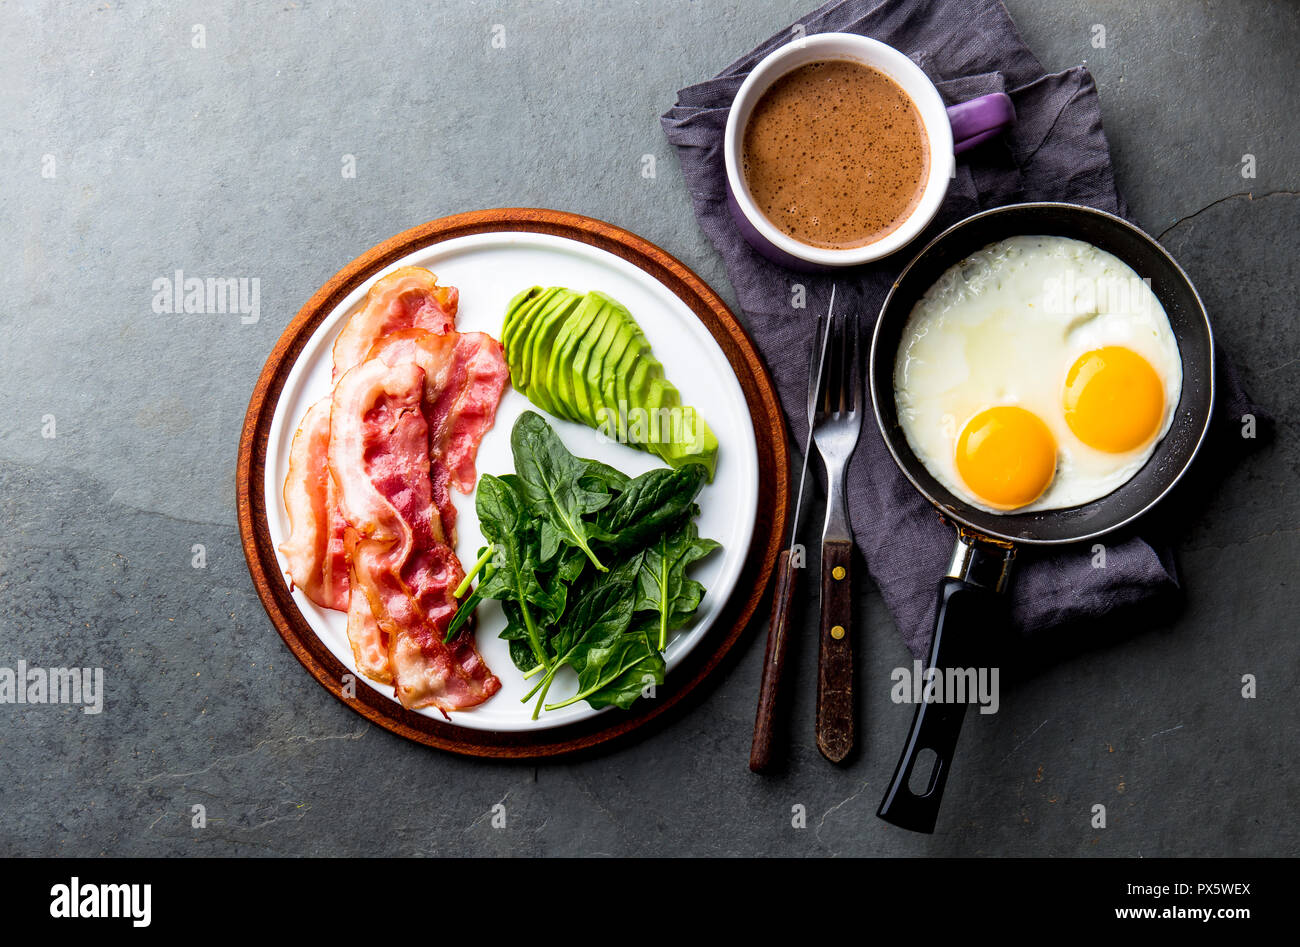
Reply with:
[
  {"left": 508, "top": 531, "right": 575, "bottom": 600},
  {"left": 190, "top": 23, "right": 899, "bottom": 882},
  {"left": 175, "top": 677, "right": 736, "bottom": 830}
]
[
  {"left": 835, "top": 311, "right": 848, "bottom": 416},
  {"left": 847, "top": 307, "right": 861, "bottom": 415},
  {"left": 820, "top": 323, "right": 833, "bottom": 418},
  {"left": 806, "top": 311, "right": 827, "bottom": 426},
  {"left": 822, "top": 316, "right": 832, "bottom": 416},
  {"left": 843, "top": 311, "right": 852, "bottom": 415},
  {"left": 826, "top": 311, "right": 841, "bottom": 417}
]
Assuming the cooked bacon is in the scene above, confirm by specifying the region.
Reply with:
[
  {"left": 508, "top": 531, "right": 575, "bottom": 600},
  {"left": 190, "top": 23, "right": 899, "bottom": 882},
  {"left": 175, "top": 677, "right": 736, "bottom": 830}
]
[
  {"left": 365, "top": 328, "right": 510, "bottom": 539},
  {"left": 378, "top": 539, "right": 496, "bottom": 712},
  {"left": 327, "top": 357, "right": 500, "bottom": 712},
  {"left": 426, "top": 333, "right": 511, "bottom": 494},
  {"left": 280, "top": 268, "right": 506, "bottom": 712},
  {"left": 323, "top": 470, "right": 350, "bottom": 608},
  {"left": 331, "top": 267, "right": 458, "bottom": 381},
  {"left": 278, "top": 397, "right": 349, "bottom": 611},
  {"left": 346, "top": 577, "right": 390, "bottom": 684}
]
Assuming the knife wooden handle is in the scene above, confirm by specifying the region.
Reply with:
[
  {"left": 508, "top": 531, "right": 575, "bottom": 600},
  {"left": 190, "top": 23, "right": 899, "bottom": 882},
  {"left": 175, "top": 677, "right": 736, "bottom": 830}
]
[
  {"left": 750, "top": 548, "right": 797, "bottom": 774},
  {"left": 816, "top": 539, "right": 855, "bottom": 763}
]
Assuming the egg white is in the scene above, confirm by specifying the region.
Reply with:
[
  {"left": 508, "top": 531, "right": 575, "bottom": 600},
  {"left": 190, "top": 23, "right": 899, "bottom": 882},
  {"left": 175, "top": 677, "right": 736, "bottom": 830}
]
[{"left": 893, "top": 235, "right": 1183, "bottom": 514}]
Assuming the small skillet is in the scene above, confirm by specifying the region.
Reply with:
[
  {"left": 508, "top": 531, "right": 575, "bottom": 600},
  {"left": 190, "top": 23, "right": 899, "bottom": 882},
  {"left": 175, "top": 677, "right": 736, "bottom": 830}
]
[{"left": 868, "top": 202, "right": 1215, "bottom": 833}]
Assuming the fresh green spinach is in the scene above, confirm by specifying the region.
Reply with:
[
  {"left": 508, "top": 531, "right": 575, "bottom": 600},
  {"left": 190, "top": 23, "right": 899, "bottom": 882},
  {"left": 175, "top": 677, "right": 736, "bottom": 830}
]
[
  {"left": 634, "top": 512, "right": 722, "bottom": 650},
  {"left": 511, "top": 411, "right": 612, "bottom": 570},
  {"left": 456, "top": 412, "right": 720, "bottom": 717}
]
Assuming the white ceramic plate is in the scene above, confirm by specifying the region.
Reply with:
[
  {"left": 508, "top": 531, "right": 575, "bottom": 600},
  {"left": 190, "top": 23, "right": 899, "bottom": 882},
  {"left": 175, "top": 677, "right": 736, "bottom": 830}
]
[{"left": 264, "top": 232, "right": 760, "bottom": 731}]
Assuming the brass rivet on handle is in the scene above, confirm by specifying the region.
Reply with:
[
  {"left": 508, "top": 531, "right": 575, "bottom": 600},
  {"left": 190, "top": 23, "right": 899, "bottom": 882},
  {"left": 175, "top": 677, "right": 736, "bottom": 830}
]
[
  {"left": 831, "top": 625, "right": 845, "bottom": 640},
  {"left": 832, "top": 566, "right": 846, "bottom": 580}
]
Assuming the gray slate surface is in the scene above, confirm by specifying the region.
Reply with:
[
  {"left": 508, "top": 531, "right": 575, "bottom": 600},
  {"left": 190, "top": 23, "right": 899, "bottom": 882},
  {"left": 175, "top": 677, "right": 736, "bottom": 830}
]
[{"left": 1, "top": 0, "right": 1296, "bottom": 856}]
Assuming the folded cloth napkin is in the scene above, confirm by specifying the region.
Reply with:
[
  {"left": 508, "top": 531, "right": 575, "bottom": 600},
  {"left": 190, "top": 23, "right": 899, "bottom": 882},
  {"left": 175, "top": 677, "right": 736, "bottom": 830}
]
[{"left": 662, "top": 0, "right": 1264, "bottom": 661}]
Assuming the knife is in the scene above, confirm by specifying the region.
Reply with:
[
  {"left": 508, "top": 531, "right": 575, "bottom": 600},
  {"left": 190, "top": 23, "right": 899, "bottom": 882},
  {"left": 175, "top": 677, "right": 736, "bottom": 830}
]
[{"left": 749, "top": 286, "right": 835, "bottom": 774}]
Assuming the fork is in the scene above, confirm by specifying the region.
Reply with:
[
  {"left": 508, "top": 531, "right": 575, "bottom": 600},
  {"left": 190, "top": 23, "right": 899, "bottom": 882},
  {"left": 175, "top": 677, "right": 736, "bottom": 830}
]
[{"left": 810, "top": 305, "right": 863, "bottom": 763}]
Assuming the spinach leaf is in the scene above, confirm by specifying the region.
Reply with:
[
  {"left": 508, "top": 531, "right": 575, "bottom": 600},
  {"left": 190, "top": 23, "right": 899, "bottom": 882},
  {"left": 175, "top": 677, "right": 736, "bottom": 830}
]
[
  {"left": 499, "top": 600, "right": 549, "bottom": 673},
  {"left": 447, "top": 473, "right": 560, "bottom": 666},
  {"left": 561, "top": 622, "right": 665, "bottom": 711},
  {"left": 521, "top": 555, "right": 640, "bottom": 718},
  {"left": 511, "top": 411, "right": 611, "bottom": 570},
  {"left": 594, "top": 463, "right": 708, "bottom": 552},
  {"left": 635, "top": 513, "right": 722, "bottom": 650},
  {"left": 579, "top": 458, "right": 632, "bottom": 493},
  {"left": 465, "top": 414, "right": 720, "bottom": 716}
]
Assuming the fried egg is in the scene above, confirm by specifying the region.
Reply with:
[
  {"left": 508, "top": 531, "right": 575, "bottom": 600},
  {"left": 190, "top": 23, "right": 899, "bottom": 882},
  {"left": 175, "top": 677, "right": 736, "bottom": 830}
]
[{"left": 893, "top": 235, "right": 1183, "bottom": 514}]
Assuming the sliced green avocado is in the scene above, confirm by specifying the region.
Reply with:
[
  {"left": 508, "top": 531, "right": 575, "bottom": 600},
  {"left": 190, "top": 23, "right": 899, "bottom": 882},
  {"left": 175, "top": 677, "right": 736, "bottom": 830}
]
[
  {"left": 502, "top": 285, "right": 720, "bottom": 479},
  {"left": 650, "top": 373, "right": 697, "bottom": 468},
  {"left": 526, "top": 292, "right": 584, "bottom": 416},
  {"left": 503, "top": 285, "right": 551, "bottom": 366},
  {"left": 505, "top": 287, "right": 563, "bottom": 389},
  {"left": 547, "top": 294, "right": 606, "bottom": 422},
  {"left": 595, "top": 318, "right": 642, "bottom": 437},
  {"left": 585, "top": 295, "right": 632, "bottom": 436},
  {"left": 520, "top": 291, "right": 580, "bottom": 393},
  {"left": 657, "top": 408, "right": 719, "bottom": 480},
  {"left": 509, "top": 288, "right": 561, "bottom": 392},
  {"left": 611, "top": 332, "right": 649, "bottom": 443},
  {"left": 516, "top": 295, "right": 571, "bottom": 416},
  {"left": 643, "top": 374, "right": 674, "bottom": 451},
  {"left": 619, "top": 359, "right": 719, "bottom": 479},
  {"left": 570, "top": 299, "right": 619, "bottom": 426},
  {"left": 624, "top": 351, "right": 665, "bottom": 452},
  {"left": 501, "top": 285, "right": 542, "bottom": 353}
]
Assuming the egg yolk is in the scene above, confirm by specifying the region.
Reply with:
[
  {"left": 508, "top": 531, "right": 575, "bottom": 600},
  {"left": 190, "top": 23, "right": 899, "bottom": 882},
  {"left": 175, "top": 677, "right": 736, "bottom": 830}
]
[
  {"left": 1063, "top": 346, "right": 1165, "bottom": 453},
  {"left": 955, "top": 406, "right": 1057, "bottom": 510}
]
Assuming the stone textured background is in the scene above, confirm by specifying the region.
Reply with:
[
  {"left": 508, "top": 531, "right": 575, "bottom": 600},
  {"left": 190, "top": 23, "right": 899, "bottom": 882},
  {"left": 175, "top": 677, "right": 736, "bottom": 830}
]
[{"left": 1, "top": 0, "right": 1295, "bottom": 856}]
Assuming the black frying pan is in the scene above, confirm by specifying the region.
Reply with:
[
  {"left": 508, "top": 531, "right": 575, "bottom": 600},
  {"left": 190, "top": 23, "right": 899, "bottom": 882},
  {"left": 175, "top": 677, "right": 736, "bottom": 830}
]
[{"left": 868, "top": 202, "right": 1215, "bottom": 833}]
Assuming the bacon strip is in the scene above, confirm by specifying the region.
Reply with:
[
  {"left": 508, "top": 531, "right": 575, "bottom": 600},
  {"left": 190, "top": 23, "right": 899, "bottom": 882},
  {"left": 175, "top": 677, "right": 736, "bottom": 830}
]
[
  {"left": 331, "top": 267, "right": 458, "bottom": 381},
  {"left": 366, "top": 328, "right": 510, "bottom": 539},
  {"left": 278, "top": 398, "right": 349, "bottom": 611},
  {"left": 346, "top": 581, "right": 390, "bottom": 684},
  {"left": 328, "top": 357, "right": 500, "bottom": 712}
]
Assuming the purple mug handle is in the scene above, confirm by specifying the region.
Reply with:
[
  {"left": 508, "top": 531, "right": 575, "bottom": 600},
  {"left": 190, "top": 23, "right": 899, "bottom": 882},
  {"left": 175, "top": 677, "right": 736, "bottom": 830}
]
[{"left": 947, "top": 92, "right": 1016, "bottom": 154}]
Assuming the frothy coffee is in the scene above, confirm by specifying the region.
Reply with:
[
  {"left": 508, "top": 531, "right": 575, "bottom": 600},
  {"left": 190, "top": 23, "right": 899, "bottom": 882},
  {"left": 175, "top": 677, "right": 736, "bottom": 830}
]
[{"left": 741, "top": 59, "right": 930, "bottom": 250}]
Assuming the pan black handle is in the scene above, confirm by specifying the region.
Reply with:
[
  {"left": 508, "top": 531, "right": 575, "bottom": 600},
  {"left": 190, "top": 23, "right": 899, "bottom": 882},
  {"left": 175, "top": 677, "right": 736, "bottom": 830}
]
[{"left": 877, "top": 534, "right": 1013, "bottom": 834}]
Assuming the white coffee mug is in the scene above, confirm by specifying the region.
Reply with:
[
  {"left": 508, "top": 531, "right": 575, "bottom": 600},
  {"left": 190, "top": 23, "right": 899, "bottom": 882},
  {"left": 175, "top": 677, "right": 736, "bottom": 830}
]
[{"left": 724, "top": 32, "right": 1015, "bottom": 270}]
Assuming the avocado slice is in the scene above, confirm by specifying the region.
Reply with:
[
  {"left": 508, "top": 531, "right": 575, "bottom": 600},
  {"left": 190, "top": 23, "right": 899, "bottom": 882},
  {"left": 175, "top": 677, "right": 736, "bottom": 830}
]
[
  {"left": 506, "top": 290, "right": 553, "bottom": 390},
  {"left": 501, "top": 285, "right": 720, "bottom": 478},
  {"left": 643, "top": 374, "right": 675, "bottom": 454},
  {"left": 585, "top": 295, "right": 633, "bottom": 438},
  {"left": 501, "top": 285, "right": 542, "bottom": 352},
  {"left": 658, "top": 408, "right": 719, "bottom": 480},
  {"left": 503, "top": 286, "right": 550, "bottom": 366},
  {"left": 635, "top": 372, "right": 720, "bottom": 479},
  {"left": 623, "top": 351, "right": 665, "bottom": 452},
  {"left": 516, "top": 295, "right": 569, "bottom": 416},
  {"left": 505, "top": 287, "right": 563, "bottom": 390},
  {"left": 547, "top": 294, "right": 606, "bottom": 422},
  {"left": 520, "top": 291, "right": 580, "bottom": 390},
  {"left": 603, "top": 323, "right": 644, "bottom": 442},
  {"left": 570, "top": 299, "right": 618, "bottom": 426},
  {"left": 526, "top": 292, "right": 584, "bottom": 416},
  {"left": 611, "top": 330, "right": 648, "bottom": 443},
  {"left": 642, "top": 375, "right": 677, "bottom": 451}
]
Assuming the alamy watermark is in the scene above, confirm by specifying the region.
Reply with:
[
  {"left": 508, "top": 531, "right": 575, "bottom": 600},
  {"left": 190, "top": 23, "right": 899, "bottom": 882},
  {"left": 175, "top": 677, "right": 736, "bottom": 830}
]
[
  {"left": 151, "top": 269, "right": 260, "bottom": 324},
  {"left": 1042, "top": 272, "right": 1153, "bottom": 317},
  {"left": 0, "top": 661, "right": 104, "bottom": 714},
  {"left": 891, "top": 660, "right": 999, "bottom": 715},
  {"left": 593, "top": 403, "right": 706, "bottom": 451},
  {"left": 50, "top": 877, "right": 150, "bottom": 927}
]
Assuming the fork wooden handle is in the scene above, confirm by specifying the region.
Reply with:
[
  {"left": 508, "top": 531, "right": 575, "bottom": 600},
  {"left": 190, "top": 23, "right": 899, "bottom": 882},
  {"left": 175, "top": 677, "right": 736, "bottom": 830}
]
[
  {"left": 816, "top": 539, "right": 855, "bottom": 763},
  {"left": 750, "top": 549, "right": 797, "bottom": 773}
]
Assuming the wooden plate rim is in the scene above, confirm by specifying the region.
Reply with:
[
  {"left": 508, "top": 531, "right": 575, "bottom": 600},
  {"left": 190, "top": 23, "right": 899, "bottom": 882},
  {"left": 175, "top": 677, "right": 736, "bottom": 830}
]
[{"left": 235, "top": 207, "right": 789, "bottom": 759}]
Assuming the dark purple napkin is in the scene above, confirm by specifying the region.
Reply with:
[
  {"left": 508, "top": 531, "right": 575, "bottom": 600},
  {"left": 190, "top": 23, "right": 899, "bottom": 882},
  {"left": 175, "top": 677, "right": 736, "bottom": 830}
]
[{"left": 661, "top": 0, "right": 1263, "bottom": 660}]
